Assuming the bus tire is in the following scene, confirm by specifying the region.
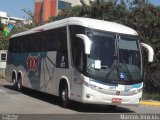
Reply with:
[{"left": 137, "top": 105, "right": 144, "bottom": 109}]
[
  {"left": 60, "top": 83, "right": 70, "bottom": 108},
  {"left": 12, "top": 73, "right": 17, "bottom": 90},
  {"left": 17, "top": 75, "right": 22, "bottom": 92}
]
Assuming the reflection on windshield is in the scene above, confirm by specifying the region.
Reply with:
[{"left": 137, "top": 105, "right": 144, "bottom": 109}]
[
  {"left": 119, "top": 38, "right": 140, "bottom": 68},
  {"left": 87, "top": 31, "right": 116, "bottom": 78},
  {"left": 119, "top": 50, "right": 141, "bottom": 72},
  {"left": 118, "top": 37, "right": 142, "bottom": 82},
  {"left": 89, "top": 34, "right": 115, "bottom": 68},
  {"left": 86, "top": 30, "right": 142, "bottom": 84}
]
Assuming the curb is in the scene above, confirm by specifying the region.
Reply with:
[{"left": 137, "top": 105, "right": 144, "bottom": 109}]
[{"left": 140, "top": 101, "right": 160, "bottom": 106}]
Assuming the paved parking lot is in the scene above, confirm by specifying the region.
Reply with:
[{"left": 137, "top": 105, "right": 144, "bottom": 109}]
[{"left": 0, "top": 79, "right": 159, "bottom": 115}]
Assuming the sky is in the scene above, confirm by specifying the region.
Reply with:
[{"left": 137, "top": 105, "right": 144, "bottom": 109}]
[
  {"left": 0, "top": 0, "right": 34, "bottom": 19},
  {"left": 0, "top": 0, "right": 160, "bottom": 19}
]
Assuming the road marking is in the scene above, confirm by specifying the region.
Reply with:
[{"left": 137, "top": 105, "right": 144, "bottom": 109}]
[{"left": 140, "top": 101, "right": 160, "bottom": 106}]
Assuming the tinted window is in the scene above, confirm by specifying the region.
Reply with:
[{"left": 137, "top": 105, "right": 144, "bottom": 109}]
[
  {"left": 22, "top": 35, "right": 30, "bottom": 52},
  {"left": 45, "top": 29, "right": 59, "bottom": 51},
  {"left": 8, "top": 38, "right": 14, "bottom": 52},
  {"left": 23, "top": 32, "right": 45, "bottom": 52},
  {"left": 55, "top": 27, "right": 69, "bottom": 68},
  {"left": 9, "top": 37, "right": 23, "bottom": 53},
  {"left": 69, "top": 25, "right": 86, "bottom": 70},
  {"left": 32, "top": 33, "right": 45, "bottom": 52},
  {"left": 9, "top": 27, "right": 68, "bottom": 54}
]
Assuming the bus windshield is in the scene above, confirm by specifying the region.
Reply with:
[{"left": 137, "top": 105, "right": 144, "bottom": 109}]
[{"left": 86, "top": 30, "right": 142, "bottom": 84}]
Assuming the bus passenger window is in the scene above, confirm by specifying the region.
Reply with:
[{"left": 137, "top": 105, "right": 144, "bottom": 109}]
[
  {"left": 56, "top": 27, "right": 69, "bottom": 68},
  {"left": 56, "top": 52, "right": 68, "bottom": 68},
  {"left": 56, "top": 45, "right": 69, "bottom": 68},
  {"left": 74, "top": 38, "right": 85, "bottom": 71}
]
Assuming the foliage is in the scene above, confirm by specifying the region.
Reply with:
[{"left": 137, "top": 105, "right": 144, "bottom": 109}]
[
  {"left": 0, "top": 22, "right": 35, "bottom": 50},
  {"left": 143, "top": 93, "right": 160, "bottom": 101},
  {"left": 22, "top": 8, "right": 34, "bottom": 20},
  {"left": 0, "top": 13, "right": 36, "bottom": 50}
]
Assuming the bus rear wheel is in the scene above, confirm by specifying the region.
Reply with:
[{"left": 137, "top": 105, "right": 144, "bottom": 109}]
[
  {"left": 17, "top": 76, "right": 22, "bottom": 91},
  {"left": 12, "top": 77, "right": 17, "bottom": 90},
  {"left": 60, "top": 85, "right": 69, "bottom": 108}
]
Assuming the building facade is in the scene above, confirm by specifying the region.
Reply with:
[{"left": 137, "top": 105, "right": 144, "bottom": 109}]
[
  {"left": 34, "top": 0, "right": 94, "bottom": 23},
  {"left": 34, "top": 0, "right": 57, "bottom": 23},
  {"left": 60, "top": 0, "right": 81, "bottom": 6},
  {"left": 0, "top": 11, "right": 26, "bottom": 25}
]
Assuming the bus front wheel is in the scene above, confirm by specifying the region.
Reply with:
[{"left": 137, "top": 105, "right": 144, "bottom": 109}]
[{"left": 60, "top": 84, "right": 70, "bottom": 108}]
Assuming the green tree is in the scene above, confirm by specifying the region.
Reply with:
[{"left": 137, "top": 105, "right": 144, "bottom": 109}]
[{"left": 0, "top": 9, "right": 36, "bottom": 50}]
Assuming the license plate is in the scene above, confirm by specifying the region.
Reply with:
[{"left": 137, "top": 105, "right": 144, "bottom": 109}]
[{"left": 112, "top": 98, "right": 122, "bottom": 103}]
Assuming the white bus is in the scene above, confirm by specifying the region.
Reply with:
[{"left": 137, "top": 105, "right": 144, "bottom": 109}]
[{"left": 6, "top": 17, "right": 154, "bottom": 107}]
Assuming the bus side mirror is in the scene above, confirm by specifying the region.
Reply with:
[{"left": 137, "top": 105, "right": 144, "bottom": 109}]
[
  {"left": 76, "top": 34, "right": 92, "bottom": 54},
  {"left": 141, "top": 43, "right": 154, "bottom": 62}
]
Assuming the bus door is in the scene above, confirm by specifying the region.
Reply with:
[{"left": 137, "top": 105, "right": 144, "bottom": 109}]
[{"left": 71, "top": 38, "right": 84, "bottom": 100}]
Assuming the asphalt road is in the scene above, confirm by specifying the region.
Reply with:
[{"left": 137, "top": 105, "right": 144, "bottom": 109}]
[{"left": 0, "top": 79, "right": 160, "bottom": 120}]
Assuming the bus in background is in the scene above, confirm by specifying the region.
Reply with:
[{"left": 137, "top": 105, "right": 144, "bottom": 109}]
[{"left": 5, "top": 17, "right": 154, "bottom": 107}]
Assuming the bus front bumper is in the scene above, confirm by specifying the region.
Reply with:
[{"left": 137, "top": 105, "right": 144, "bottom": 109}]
[{"left": 81, "top": 85, "right": 142, "bottom": 106}]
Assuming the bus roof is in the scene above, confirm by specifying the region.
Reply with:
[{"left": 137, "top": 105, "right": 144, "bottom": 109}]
[{"left": 11, "top": 17, "right": 138, "bottom": 38}]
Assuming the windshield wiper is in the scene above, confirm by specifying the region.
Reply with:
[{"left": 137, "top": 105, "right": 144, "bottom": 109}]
[
  {"left": 105, "top": 59, "right": 118, "bottom": 80},
  {"left": 105, "top": 34, "right": 119, "bottom": 80},
  {"left": 105, "top": 34, "right": 133, "bottom": 83}
]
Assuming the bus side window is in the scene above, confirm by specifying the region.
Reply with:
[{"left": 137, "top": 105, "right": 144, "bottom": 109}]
[
  {"left": 9, "top": 39, "right": 14, "bottom": 52},
  {"left": 56, "top": 27, "right": 69, "bottom": 68},
  {"left": 69, "top": 25, "right": 86, "bottom": 71},
  {"left": 56, "top": 48, "right": 68, "bottom": 68},
  {"left": 74, "top": 38, "right": 85, "bottom": 71}
]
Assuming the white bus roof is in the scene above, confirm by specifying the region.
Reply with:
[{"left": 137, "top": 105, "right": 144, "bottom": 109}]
[{"left": 12, "top": 17, "right": 138, "bottom": 38}]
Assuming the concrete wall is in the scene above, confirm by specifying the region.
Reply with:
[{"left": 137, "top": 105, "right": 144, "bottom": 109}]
[
  {"left": 0, "top": 69, "right": 5, "bottom": 78},
  {"left": 61, "top": 0, "right": 81, "bottom": 6}
]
